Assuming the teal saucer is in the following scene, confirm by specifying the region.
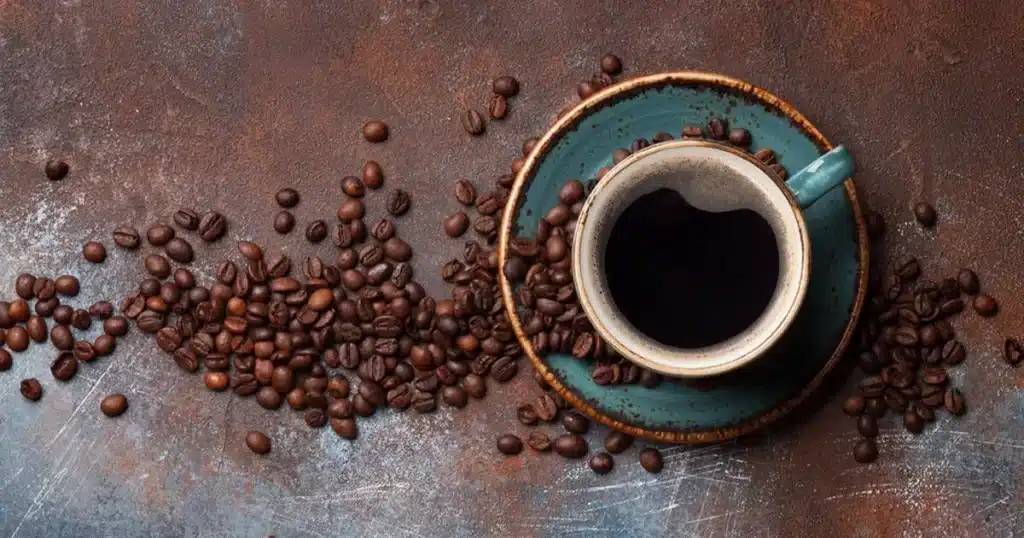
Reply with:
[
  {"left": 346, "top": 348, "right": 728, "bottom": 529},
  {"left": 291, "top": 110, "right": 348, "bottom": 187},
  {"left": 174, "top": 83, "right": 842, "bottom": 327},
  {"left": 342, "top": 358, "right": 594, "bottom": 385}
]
[{"left": 498, "top": 72, "right": 869, "bottom": 443}]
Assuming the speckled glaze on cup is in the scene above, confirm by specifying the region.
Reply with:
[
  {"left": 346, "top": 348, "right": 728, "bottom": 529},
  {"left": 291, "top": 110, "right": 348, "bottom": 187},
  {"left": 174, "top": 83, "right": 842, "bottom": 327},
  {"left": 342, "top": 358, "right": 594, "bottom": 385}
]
[{"left": 573, "top": 140, "right": 853, "bottom": 378}]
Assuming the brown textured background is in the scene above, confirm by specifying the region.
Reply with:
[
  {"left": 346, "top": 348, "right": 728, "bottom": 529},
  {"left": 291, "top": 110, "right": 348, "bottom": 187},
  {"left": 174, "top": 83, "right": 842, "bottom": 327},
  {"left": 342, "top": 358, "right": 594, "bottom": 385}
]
[{"left": 2, "top": 1, "right": 1024, "bottom": 536}]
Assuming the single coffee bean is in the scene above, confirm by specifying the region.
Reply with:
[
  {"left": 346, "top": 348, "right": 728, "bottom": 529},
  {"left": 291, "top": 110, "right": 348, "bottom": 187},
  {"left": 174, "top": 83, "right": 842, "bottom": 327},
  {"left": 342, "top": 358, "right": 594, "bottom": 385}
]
[
  {"left": 842, "top": 394, "right": 866, "bottom": 416},
  {"left": 246, "top": 431, "right": 271, "bottom": 454},
  {"left": 638, "top": 447, "right": 664, "bottom": 472},
  {"left": 853, "top": 439, "right": 878, "bottom": 463},
  {"left": 0, "top": 349, "right": 11, "bottom": 371},
  {"left": 913, "top": 202, "right": 937, "bottom": 227},
  {"left": 454, "top": 180, "right": 476, "bottom": 205},
  {"left": 237, "top": 241, "right": 263, "bottom": 261},
  {"left": 6, "top": 327, "right": 28, "bottom": 351},
  {"left": 165, "top": 238, "right": 194, "bottom": 264},
  {"left": 956, "top": 268, "right": 979, "bottom": 294},
  {"left": 173, "top": 208, "right": 201, "bottom": 230},
  {"left": 938, "top": 277, "right": 960, "bottom": 299},
  {"left": 444, "top": 212, "right": 469, "bottom": 237},
  {"left": 53, "top": 305, "right": 74, "bottom": 325},
  {"left": 144, "top": 255, "right": 171, "bottom": 279},
  {"left": 25, "top": 316, "right": 47, "bottom": 342},
  {"left": 71, "top": 308, "right": 92, "bottom": 329},
  {"left": 941, "top": 340, "right": 966, "bottom": 365},
  {"left": 944, "top": 388, "right": 966, "bottom": 415},
  {"left": 21, "top": 378, "right": 43, "bottom": 400},
  {"left": 939, "top": 298, "right": 964, "bottom": 317},
  {"left": 727, "top": 128, "right": 751, "bottom": 146},
  {"left": 54, "top": 275, "right": 80, "bottom": 297},
  {"left": 527, "top": 431, "right": 552, "bottom": 452},
  {"left": 336, "top": 199, "right": 364, "bottom": 223},
  {"left": 857, "top": 414, "right": 878, "bottom": 437},
  {"left": 496, "top": 434, "right": 524, "bottom": 455},
  {"left": 460, "top": 374, "right": 487, "bottom": 399},
  {"left": 204, "top": 371, "right": 230, "bottom": 391},
  {"left": 1004, "top": 338, "right": 1024, "bottom": 365},
  {"left": 94, "top": 334, "right": 115, "bottom": 356},
  {"left": 589, "top": 452, "right": 614, "bottom": 475},
  {"left": 34, "top": 297, "right": 58, "bottom": 317},
  {"left": 83, "top": 241, "right": 107, "bottom": 263},
  {"left": 330, "top": 417, "right": 358, "bottom": 439},
  {"left": 100, "top": 393, "right": 128, "bottom": 417},
  {"left": 577, "top": 79, "right": 600, "bottom": 99},
  {"left": 272, "top": 210, "right": 296, "bottom": 234},
  {"left": 89, "top": 301, "right": 114, "bottom": 319},
  {"left": 147, "top": 223, "right": 175, "bottom": 246},
  {"left": 50, "top": 324, "right": 74, "bottom": 350},
  {"left": 921, "top": 366, "right": 948, "bottom": 386},
  {"left": 104, "top": 316, "right": 129, "bottom": 337},
  {"left": 553, "top": 434, "right": 587, "bottom": 458},
  {"left": 15, "top": 273, "right": 36, "bottom": 299},
  {"left": 45, "top": 159, "right": 70, "bottom": 180},
  {"left": 362, "top": 120, "right": 389, "bottom": 142},
  {"left": 901, "top": 408, "right": 924, "bottom": 434},
  {"left": 563, "top": 412, "right": 590, "bottom": 434},
  {"left": 599, "top": 53, "right": 622, "bottom": 75},
  {"left": 198, "top": 211, "right": 227, "bottom": 242},
  {"left": 441, "top": 385, "right": 468, "bottom": 408},
  {"left": 305, "top": 220, "right": 328, "bottom": 243},
  {"left": 707, "top": 118, "right": 728, "bottom": 140},
  {"left": 973, "top": 294, "right": 998, "bottom": 317},
  {"left": 492, "top": 75, "right": 520, "bottom": 97},
  {"left": 113, "top": 225, "right": 141, "bottom": 249},
  {"left": 894, "top": 256, "right": 921, "bottom": 281},
  {"left": 864, "top": 398, "right": 887, "bottom": 417},
  {"left": 51, "top": 351, "right": 78, "bottom": 381},
  {"left": 461, "top": 109, "right": 486, "bottom": 135},
  {"left": 604, "top": 431, "right": 633, "bottom": 454},
  {"left": 256, "top": 386, "right": 283, "bottom": 409},
  {"left": 276, "top": 188, "right": 300, "bottom": 208},
  {"left": 387, "top": 189, "right": 411, "bottom": 216},
  {"left": 488, "top": 94, "right": 509, "bottom": 120}
]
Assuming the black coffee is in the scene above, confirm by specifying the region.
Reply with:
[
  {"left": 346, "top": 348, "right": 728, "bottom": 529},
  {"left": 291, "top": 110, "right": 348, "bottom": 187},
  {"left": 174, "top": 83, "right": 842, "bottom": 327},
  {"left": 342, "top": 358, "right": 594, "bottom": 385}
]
[{"left": 604, "top": 187, "right": 779, "bottom": 348}]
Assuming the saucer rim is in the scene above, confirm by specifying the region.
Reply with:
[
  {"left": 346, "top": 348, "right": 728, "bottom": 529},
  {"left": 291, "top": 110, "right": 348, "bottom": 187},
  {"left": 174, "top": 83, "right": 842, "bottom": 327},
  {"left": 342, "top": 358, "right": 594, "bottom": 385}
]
[{"left": 497, "top": 70, "right": 870, "bottom": 444}]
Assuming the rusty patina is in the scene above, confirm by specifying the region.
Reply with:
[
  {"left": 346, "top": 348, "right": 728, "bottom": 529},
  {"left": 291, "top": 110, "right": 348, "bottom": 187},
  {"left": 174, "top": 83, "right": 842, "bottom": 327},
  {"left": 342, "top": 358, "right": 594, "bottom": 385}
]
[{"left": 2, "top": 1, "right": 1023, "bottom": 536}]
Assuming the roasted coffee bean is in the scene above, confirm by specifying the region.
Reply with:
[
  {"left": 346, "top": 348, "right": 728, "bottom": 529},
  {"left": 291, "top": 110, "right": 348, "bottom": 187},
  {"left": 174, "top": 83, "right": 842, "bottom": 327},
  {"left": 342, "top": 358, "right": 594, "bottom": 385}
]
[
  {"left": 552, "top": 434, "right": 587, "bottom": 459},
  {"left": 921, "top": 366, "right": 948, "bottom": 386},
  {"left": 842, "top": 394, "right": 866, "bottom": 416},
  {"left": 496, "top": 434, "right": 523, "bottom": 455},
  {"left": 51, "top": 352, "right": 78, "bottom": 381},
  {"left": 87, "top": 301, "right": 114, "bottom": 320},
  {"left": 941, "top": 340, "right": 966, "bottom": 365},
  {"left": 45, "top": 159, "right": 70, "bottom": 180},
  {"left": 173, "top": 347, "right": 199, "bottom": 372},
  {"left": 147, "top": 223, "right": 176, "bottom": 246},
  {"left": 954, "top": 268, "right": 979, "bottom": 295},
  {"left": 330, "top": 417, "right": 358, "bottom": 440},
  {"left": 488, "top": 94, "right": 509, "bottom": 120},
  {"left": 410, "top": 390, "right": 436, "bottom": 413},
  {"left": 461, "top": 109, "right": 486, "bottom": 136},
  {"left": 454, "top": 180, "right": 477, "bottom": 206},
  {"left": 113, "top": 225, "right": 142, "bottom": 249},
  {"left": 563, "top": 412, "right": 590, "bottom": 434},
  {"left": 1003, "top": 338, "right": 1024, "bottom": 365},
  {"left": 387, "top": 189, "right": 411, "bottom": 216},
  {"left": 902, "top": 408, "right": 924, "bottom": 434},
  {"left": 938, "top": 298, "right": 964, "bottom": 317},
  {"left": 82, "top": 241, "right": 107, "bottom": 263},
  {"left": 34, "top": 297, "right": 59, "bottom": 317},
  {"left": 525, "top": 431, "right": 552, "bottom": 452},
  {"left": 894, "top": 256, "right": 921, "bottom": 281},
  {"left": 589, "top": 453, "right": 614, "bottom": 475},
  {"left": 336, "top": 199, "right": 364, "bottom": 223},
  {"left": 165, "top": 237, "right": 194, "bottom": 264},
  {"left": 245, "top": 431, "right": 272, "bottom": 454},
  {"left": 492, "top": 75, "right": 520, "bottom": 97},
  {"left": 973, "top": 294, "right": 998, "bottom": 317},
  {"left": 276, "top": 188, "right": 300, "bottom": 208},
  {"left": 444, "top": 212, "right": 470, "bottom": 237},
  {"left": 362, "top": 120, "right": 389, "bottom": 142},
  {"left": 913, "top": 202, "right": 937, "bottom": 227},
  {"left": 857, "top": 414, "right": 878, "bottom": 437},
  {"left": 893, "top": 326, "right": 919, "bottom": 347},
  {"left": 864, "top": 398, "right": 887, "bottom": 417},
  {"left": 516, "top": 404, "right": 538, "bottom": 425},
  {"left": 73, "top": 340, "right": 95, "bottom": 362},
  {"left": 944, "top": 388, "right": 966, "bottom": 415},
  {"left": 54, "top": 275, "right": 80, "bottom": 297},
  {"left": 204, "top": 371, "right": 230, "bottom": 391},
  {"left": 0, "top": 349, "right": 11, "bottom": 371},
  {"left": 20, "top": 377, "right": 43, "bottom": 400},
  {"left": 256, "top": 386, "right": 283, "bottom": 409},
  {"left": 8, "top": 299, "right": 30, "bottom": 322},
  {"left": 604, "top": 431, "right": 633, "bottom": 454},
  {"left": 706, "top": 118, "right": 728, "bottom": 140},
  {"left": 144, "top": 254, "right": 171, "bottom": 279},
  {"left": 490, "top": 356, "right": 517, "bottom": 382},
  {"left": 884, "top": 387, "right": 908, "bottom": 412},
  {"left": 171, "top": 208, "right": 200, "bottom": 230},
  {"left": 25, "top": 316, "right": 47, "bottom": 342},
  {"left": 339, "top": 175, "right": 365, "bottom": 198},
  {"left": 197, "top": 211, "right": 227, "bottom": 242},
  {"left": 100, "top": 393, "right": 128, "bottom": 417},
  {"left": 913, "top": 401, "right": 936, "bottom": 422},
  {"left": 272, "top": 210, "right": 296, "bottom": 234},
  {"left": 853, "top": 439, "right": 878, "bottom": 464},
  {"left": 535, "top": 394, "right": 559, "bottom": 422},
  {"left": 384, "top": 237, "right": 412, "bottom": 262},
  {"left": 15, "top": 273, "right": 37, "bottom": 299},
  {"left": 104, "top": 316, "right": 129, "bottom": 337},
  {"left": 305, "top": 220, "right": 328, "bottom": 243},
  {"left": 6, "top": 327, "right": 29, "bottom": 351},
  {"left": 441, "top": 385, "right": 468, "bottom": 408},
  {"left": 136, "top": 310, "right": 165, "bottom": 333}
]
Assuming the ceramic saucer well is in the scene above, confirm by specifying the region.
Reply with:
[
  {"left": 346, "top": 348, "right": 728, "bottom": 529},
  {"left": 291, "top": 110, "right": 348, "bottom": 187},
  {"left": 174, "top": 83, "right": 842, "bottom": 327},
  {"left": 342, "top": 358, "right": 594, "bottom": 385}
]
[{"left": 498, "top": 72, "right": 869, "bottom": 443}]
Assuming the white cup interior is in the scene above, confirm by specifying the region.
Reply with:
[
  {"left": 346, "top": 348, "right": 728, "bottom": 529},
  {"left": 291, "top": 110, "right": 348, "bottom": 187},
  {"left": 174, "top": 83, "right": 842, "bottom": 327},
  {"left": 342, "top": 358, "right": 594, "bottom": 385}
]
[{"left": 572, "top": 141, "right": 810, "bottom": 377}]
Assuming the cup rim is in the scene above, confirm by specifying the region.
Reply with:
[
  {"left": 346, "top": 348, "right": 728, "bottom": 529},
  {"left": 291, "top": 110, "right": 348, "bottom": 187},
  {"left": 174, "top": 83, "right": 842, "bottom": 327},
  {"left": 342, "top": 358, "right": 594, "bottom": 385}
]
[
  {"left": 571, "top": 139, "right": 811, "bottom": 378},
  {"left": 496, "top": 70, "right": 869, "bottom": 443}
]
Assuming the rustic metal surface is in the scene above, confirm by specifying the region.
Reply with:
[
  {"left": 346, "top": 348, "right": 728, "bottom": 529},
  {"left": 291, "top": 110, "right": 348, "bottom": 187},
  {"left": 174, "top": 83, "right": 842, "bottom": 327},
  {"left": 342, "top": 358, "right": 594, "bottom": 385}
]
[{"left": 2, "top": 1, "right": 1023, "bottom": 536}]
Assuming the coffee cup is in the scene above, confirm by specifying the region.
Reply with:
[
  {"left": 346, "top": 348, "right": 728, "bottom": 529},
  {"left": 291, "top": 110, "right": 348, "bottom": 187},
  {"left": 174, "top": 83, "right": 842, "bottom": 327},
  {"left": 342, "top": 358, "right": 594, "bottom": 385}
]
[{"left": 572, "top": 140, "right": 854, "bottom": 377}]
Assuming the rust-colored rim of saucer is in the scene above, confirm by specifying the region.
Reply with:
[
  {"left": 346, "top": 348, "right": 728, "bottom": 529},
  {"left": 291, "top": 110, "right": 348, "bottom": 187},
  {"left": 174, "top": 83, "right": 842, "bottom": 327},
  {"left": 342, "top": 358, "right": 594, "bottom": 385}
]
[{"left": 497, "top": 70, "right": 870, "bottom": 444}]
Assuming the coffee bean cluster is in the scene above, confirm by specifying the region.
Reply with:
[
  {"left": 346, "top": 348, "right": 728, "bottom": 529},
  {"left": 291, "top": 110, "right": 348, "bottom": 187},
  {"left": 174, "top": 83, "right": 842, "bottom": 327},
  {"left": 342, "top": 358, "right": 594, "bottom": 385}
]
[
  {"left": 848, "top": 203, "right": 1001, "bottom": 463},
  {"left": 1, "top": 271, "right": 129, "bottom": 411}
]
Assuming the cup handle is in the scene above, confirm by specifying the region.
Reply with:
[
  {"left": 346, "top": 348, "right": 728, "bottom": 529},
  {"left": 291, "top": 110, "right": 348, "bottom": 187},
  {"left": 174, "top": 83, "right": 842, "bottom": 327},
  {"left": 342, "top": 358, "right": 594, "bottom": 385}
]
[{"left": 786, "top": 145, "right": 855, "bottom": 209}]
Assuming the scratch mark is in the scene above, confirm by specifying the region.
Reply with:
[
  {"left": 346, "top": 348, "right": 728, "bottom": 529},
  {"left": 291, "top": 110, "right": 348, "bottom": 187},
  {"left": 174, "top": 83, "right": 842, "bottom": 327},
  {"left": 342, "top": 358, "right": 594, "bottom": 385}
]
[
  {"left": 880, "top": 137, "right": 914, "bottom": 163},
  {"left": 45, "top": 360, "right": 117, "bottom": 448}
]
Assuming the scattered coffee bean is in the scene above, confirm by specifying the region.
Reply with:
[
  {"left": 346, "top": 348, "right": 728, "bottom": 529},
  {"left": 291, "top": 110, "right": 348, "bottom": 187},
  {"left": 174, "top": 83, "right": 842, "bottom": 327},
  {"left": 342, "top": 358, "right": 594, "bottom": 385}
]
[
  {"left": 51, "top": 351, "right": 78, "bottom": 381},
  {"left": 83, "top": 241, "right": 107, "bottom": 263},
  {"left": 638, "top": 447, "right": 663, "bottom": 473},
  {"left": 113, "top": 226, "right": 141, "bottom": 249},
  {"left": 54, "top": 275, "right": 80, "bottom": 297},
  {"left": 173, "top": 208, "right": 201, "bottom": 230},
  {"left": 903, "top": 409, "right": 924, "bottom": 434},
  {"left": 165, "top": 238, "right": 194, "bottom": 264},
  {"left": 147, "top": 224, "right": 176, "bottom": 246},
  {"left": 460, "top": 108, "right": 486, "bottom": 137},
  {"left": 50, "top": 324, "right": 74, "bottom": 349},
  {"left": 198, "top": 211, "right": 227, "bottom": 242},
  {"left": 246, "top": 431, "right": 271, "bottom": 454},
  {"left": 100, "top": 393, "right": 128, "bottom": 417},
  {"left": 853, "top": 439, "right": 878, "bottom": 463},
  {"left": 842, "top": 394, "right": 866, "bottom": 416},
  {"left": 857, "top": 414, "right": 878, "bottom": 437},
  {"left": 15, "top": 273, "right": 36, "bottom": 299},
  {"left": 444, "top": 213, "right": 469, "bottom": 237},
  {"left": 562, "top": 412, "right": 590, "bottom": 434},
  {"left": 727, "top": 128, "right": 751, "bottom": 146},
  {"left": 6, "top": 327, "right": 28, "bottom": 352},
  {"left": 604, "top": 431, "right": 633, "bottom": 454},
  {"left": 972, "top": 294, "right": 998, "bottom": 317},
  {"left": 20, "top": 378, "right": 43, "bottom": 400},
  {"left": 362, "top": 120, "right": 389, "bottom": 143},
  {"left": 272, "top": 211, "right": 295, "bottom": 234},
  {"left": 362, "top": 160, "right": 384, "bottom": 190},
  {"left": 0, "top": 349, "right": 11, "bottom": 371},
  {"left": 144, "top": 255, "right": 171, "bottom": 279},
  {"left": 337, "top": 199, "right": 364, "bottom": 222},
  {"left": 600, "top": 54, "right": 622, "bottom": 75},
  {"left": 553, "top": 434, "right": 587, "bottom": 459},
  {"left": 527, "top": 431, "right": 552, "bottom": 452},
  {"left": 956, "top": 268, "right": 979, "bottom": 294},
  {"left": 496, "top": 434, "right": 523, "bottom": 455},
  {"left": 488, "top": 95, "right": 509, "bottom": 120},
  {"left": 944, "top": 388, "right": 966, "bottom": 415},
  {"left": 492, "top": 76, "right": 520, "bottom": 97},
  {"left": 589, "top": 452, "right": 614, "bottom": 475},
  {"left": 913, "top": 202, "right": 937, "bottom": 227},
  {"left": 305, "top": 220, "right": 328, "bottom": 243},
  {"left": 45, "top": 160, "right": 70, "bottom": 181}
]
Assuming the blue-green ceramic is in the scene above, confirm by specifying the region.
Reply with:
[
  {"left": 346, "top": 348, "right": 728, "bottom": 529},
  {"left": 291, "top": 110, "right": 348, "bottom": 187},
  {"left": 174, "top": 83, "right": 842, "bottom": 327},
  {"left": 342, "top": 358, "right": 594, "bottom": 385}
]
[{"left": 498, "top": 72, "right": 869, "bottom": 443}]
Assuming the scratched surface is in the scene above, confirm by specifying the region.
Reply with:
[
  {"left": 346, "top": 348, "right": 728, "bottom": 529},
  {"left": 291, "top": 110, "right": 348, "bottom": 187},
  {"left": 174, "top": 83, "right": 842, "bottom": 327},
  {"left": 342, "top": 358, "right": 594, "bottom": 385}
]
[{"left": 2, "top": 1, "right": 1024, "bottom": 536}]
